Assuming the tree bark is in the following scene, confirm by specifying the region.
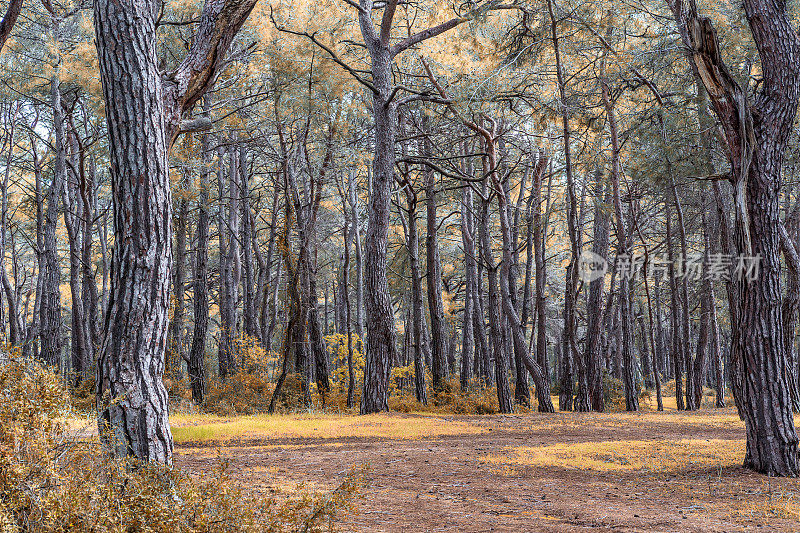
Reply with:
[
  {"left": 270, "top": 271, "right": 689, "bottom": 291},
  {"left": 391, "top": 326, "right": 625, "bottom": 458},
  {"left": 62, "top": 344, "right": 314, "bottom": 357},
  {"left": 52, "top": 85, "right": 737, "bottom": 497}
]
[
  {"left": 668, "top": 0, "right": 800, "bottom": 474},
  {"left": 188, "top": 99, "right": 211, "bottom": 404},
  {"left": 40, "top": 73, "right": 64, "bottom": 369},
  {"left": 423, "top": 126, "right": 448, "bottom": 393},
  {"left": 94, "top": 0, "right": 256, "bottom": 463},
  {"left": 602, "top": 77, "right": 638, "bottom": 411}
]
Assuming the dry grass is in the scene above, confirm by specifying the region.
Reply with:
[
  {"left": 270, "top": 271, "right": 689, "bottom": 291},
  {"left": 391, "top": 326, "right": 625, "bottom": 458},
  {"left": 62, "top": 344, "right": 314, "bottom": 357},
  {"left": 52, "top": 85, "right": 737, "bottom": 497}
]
[
  {"left": 170, "top": 412, "right": 487, "bottom": 444},
  {"left": 481, "top": 438, "right": 745, "bottom": 474}
]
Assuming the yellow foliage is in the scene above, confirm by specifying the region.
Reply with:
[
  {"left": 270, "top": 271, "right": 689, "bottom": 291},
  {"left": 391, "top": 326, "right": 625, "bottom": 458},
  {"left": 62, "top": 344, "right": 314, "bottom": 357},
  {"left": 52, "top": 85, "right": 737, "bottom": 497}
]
[{"left": 0, "top": 355, "right": 363, "bottom": 532}]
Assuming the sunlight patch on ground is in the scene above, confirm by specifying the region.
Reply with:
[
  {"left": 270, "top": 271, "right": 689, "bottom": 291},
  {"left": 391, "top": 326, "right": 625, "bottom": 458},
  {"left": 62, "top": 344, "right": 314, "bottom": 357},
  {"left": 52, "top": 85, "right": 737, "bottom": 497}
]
[
  {"left": 481, "top": 438, "right": 745, "bottom": 474},
  {"left": 171, "top": 413, "right": 487, "bottom": 443}
]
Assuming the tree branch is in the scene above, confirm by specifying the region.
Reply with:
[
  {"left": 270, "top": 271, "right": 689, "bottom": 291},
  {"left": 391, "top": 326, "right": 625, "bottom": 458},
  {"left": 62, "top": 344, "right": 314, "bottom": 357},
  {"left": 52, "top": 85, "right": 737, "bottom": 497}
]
[
  {"left": 270, "top": 9, "right": 378, "bottom": 95},
  {"left": 163, "top": 0, "right": 260, "bottom": 143},
  {"left": 0, "top": 0, "right": 22, "bottom": 53}
]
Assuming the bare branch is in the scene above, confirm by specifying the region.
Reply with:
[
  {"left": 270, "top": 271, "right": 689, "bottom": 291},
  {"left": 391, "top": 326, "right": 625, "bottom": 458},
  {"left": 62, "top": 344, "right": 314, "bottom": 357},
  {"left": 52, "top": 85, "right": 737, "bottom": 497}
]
[
  {"left": 379, "top": 0, "right": 399, "bottom": 46},
  {"left": 270, "top": 9, "right": 378, "bottom": 95}
]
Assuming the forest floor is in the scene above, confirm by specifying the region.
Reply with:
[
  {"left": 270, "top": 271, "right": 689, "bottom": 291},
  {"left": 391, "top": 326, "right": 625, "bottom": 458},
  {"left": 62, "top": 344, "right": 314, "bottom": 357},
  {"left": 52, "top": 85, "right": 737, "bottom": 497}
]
[{"left": 169, "top": 402, "right": 800, "bottom": 532}]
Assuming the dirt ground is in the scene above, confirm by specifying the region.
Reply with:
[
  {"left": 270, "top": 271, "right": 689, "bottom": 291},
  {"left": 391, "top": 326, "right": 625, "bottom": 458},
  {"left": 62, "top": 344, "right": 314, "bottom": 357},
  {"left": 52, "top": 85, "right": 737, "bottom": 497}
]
[{"left": 175, "top": 409, "right": 800, "bottom": 532}]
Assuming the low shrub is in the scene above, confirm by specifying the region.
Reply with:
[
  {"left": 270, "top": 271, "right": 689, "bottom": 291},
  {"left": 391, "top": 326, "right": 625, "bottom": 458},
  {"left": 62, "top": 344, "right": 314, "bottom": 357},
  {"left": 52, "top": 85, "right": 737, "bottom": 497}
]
[
  {"left": 388, "top": 377, "right": 500, "bottom": 414},
  {"left": 0, "top": 355, "right": 364, "bottom": 532}
]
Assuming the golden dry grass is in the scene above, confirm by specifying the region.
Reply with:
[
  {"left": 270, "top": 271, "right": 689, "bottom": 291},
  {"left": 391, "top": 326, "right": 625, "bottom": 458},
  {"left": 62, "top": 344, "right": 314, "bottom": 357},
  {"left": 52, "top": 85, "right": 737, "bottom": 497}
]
[
  {"left": 481, "top": 438, "right": 745, "bottom": 474},
  {"left": 170, "top": 412, "right": 488, "bottom": 443}
]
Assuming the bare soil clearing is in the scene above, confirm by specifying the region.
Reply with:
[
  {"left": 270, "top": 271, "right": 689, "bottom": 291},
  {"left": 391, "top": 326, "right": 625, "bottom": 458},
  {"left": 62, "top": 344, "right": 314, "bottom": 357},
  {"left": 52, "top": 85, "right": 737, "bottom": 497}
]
[{"left": 174, "top": 409, "right": 800, "bottom": 532}]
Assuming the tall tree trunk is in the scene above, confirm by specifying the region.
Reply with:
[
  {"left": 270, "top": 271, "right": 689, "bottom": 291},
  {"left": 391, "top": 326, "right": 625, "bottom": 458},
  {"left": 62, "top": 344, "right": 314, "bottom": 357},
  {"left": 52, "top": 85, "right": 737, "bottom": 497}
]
[
  {"left": 670, "top": 176, "right": 694, "bottom": 411},
  {"left": 40, "top": 73, "right": 65, "bottom": 369},
  {"left": 240, "top": 144, "right": 258, "bottom": 340},
  {"left": 423, "top": 129, "right": 448, "bottom": 393},
  {"left": 94, "top": 3, "right": 173, "bottom": 462},
  {"left": 459, "top": 186, "right": 475, "bottom": 390},
  {"left": 217, "top": 146, "right": 238, "bottom": 377},
  {"left": 532, "top": 152, "right": 550, "bottom": 392},
  {"left": 169, "top": 166, "right": 190, "bottom": 377},
  {"left": 548, "top": 0, "right": 578, "bottom": 413},
  {"left": 360, "top": 43, "right": 398, "bottom": 413},
  {"left": 665, "top": 199, "right": 685, "bottom": 411},
  {"left": 403, "top": 194, "right": 429, "bottom": 404},
  {"left": 188, "top": 100, "right": 211, "bottom": 404},
  {"left": 63, "top": 126, "right": 89, "bottom": 384},
  {"left": 478, "top": 177, "right": 513, "bottom": 413},
  {"left": 579, "top": 174, "right": 609, "bottom": 412},
  {"left": 602, "top": 78, "right": 638, "bottom": 411},
  {"left": 668, "top": 0, "right": 800, "bottom": 475}
]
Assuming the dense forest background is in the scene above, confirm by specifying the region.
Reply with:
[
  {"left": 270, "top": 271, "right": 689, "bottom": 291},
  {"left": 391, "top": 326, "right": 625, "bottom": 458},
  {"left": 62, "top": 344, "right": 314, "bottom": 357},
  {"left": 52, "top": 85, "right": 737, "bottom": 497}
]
[{"left": 1, "top": 0, "right": 800, "bottom": 477}]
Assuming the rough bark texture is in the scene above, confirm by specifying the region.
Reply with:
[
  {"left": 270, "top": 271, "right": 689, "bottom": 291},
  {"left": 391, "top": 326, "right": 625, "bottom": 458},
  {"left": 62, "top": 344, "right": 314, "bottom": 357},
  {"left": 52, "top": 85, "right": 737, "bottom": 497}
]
[
  {"left": 40, "top": 74, "right": 64, "bottom": 369},
  {"left": 669, "top": 0, "right": 800, "bottom": 475},
  {"left": 359, "top": 36, "right": 397, "bottom": 413},
  {"left": 94, "top": 0, "right": 256, "bottom": 463},
  {"left": 94, "top": 0, "right": 173, "bottom": 462}
]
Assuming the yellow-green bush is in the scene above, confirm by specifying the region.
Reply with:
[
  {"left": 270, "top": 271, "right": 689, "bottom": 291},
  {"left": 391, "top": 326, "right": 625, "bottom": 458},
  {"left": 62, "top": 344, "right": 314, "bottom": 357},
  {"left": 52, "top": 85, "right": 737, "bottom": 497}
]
[{"left": 0, "top": 355, "right": 363, "bottom": 532}]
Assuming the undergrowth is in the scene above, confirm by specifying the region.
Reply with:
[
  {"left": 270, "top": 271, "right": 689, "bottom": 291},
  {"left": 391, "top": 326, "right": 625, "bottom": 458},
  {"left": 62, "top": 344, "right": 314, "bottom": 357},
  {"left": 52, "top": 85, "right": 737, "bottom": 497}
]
[{"left": 0, "top": 354, "right": 365, "bottom": 532}]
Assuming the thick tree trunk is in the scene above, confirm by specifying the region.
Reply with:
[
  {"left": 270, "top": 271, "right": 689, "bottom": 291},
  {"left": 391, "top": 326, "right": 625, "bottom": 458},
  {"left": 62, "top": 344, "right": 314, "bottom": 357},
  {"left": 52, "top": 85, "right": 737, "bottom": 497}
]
[
  {"left": 360, "top": 45, "right": 398, "bottom": 413},
  {"left": 94, "top": 1, "right": 173, "bottom": 462},
  {"left": 668, "top": 0, "right": 800, "bottom": 475}
]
